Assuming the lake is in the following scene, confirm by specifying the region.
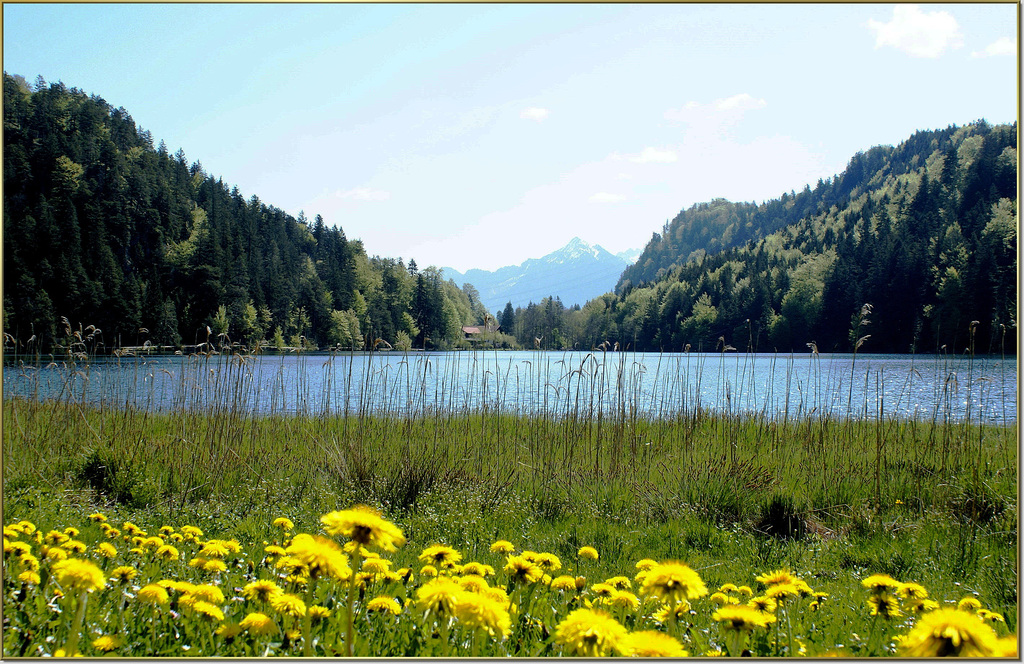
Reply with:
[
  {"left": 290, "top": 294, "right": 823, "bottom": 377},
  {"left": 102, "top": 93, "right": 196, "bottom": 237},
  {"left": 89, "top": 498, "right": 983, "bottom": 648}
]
[{"left": 2, "top": 350, "right": 1017, "bottom": 424}]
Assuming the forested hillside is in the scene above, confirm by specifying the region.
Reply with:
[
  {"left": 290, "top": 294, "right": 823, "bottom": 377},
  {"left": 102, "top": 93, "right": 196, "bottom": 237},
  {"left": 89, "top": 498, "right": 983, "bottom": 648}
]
[
  {"left": 2, "top": 74, "right": 488, "bottom": 352},
  {"left": 502, "top": 121, "right": 1016, "bottom": 354}
]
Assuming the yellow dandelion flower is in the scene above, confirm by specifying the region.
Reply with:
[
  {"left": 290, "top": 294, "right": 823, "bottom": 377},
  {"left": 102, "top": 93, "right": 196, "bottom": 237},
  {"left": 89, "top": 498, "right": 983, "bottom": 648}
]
[
  {"left": 60, "top": 540, "right": 87, "bottom": 554},
  {"left": 264, "top": 544, "right": 286, "bottom": 557},
  {"left": 861, "top": 573, "right": 902, "bottom": 595},
  {"left": 169, "top": 533, "right": 183, "bottom": 542},
  {"left": 202, "top": 558, "right": 227, "bottom": 573},
  {"left": 18, "top": 570, "right": 41, "bottom": 585},
  {"left": 977, "top": 609, "right": 1005, "bottom": 625},
  {"left": 271, "top": 592, "right": 307, "bottom": 618},
  {"left": 535, "top": 552, "right": 562, "bottom": 572},
  {"left": 110, "top": 566, "right": 137, "bottom": 583},
  {"left": 199, "top": 540, "right": 230, "bottom": 559},
  {"left": 418, "top": 544, "right": 463, "bottom": 568},
  {"left": 461, "top": 562, "right": 494, "bottom": 577},
  {"left": 362, "top": 557, "right": 392, "bottom": 574},
  {"left": 189, "top": 600, "right": 225, "bottom": 623},
  {"left": 45, "top": 546, "right": 68, "bottom": 562},
  {"left": 993, "top": 636, "right": 1018, "bottom": 658},
  {"left": 710, "top": 591, "right": 739, "bottom": 606},
  {"left": 617, "top": 630, "right": 688, "bottom": 657},
  {"left": 605, "top": 589, "right": 641, "bottom": 611},
  {"left": 489, "top": 540, "right": 515, "bottom": 555},
  {"left": 274, "top": 555, "right": 308, "bottom": 577},
  {"left": 417, "top": 576, "right": 465, "bottom": 616},
  {"left": 138, "top": 583, "right": 170, "bottom": 605},
  {"left": 320, "top": 505, "right": 405, "bottom": 551},
  {"left": 604, "top": 575, "right": 631, "bottom": 590},
  {"left": 307, "top": 605, "right": 331, "bottom": 623},
  {"left": 867, "top": 593, "right": 903, "bottom": 619},
  {"left": 453, "top": 590, "right": 512, "bottom": 639},
  {"left": 17, "top": 520, "right": 37, "bottom": 534},
  {"left": 188, "top": 584, "right": 226, "bottom": 605},
  {"left": 155, "top": 544, "right": 179, "bottom": 561},
  {"left": 180, "top": 525, "right": 203, "bottom": 539},
  {"left": 122, "top": 522, "right": 143, "bottom": 536},
  {"left": 898, "top": 582, "right": 928, "bottom": 599},
  {"left": 19, "top": 554, "right": 40, "bottom": 572},
  {"left": 640, "top": 561, "right": 708, "bottom": 603},
  {"left": 719, "top": 582, "right": 739, "bottom": 594},
  {"left": 737, "top": 585, "right": 754, "bottom": 596},
  {"left": 578, "top": 546, "right": 599, "bottom": 560},
  {"left": 635, "top": 558, "right": 658, "bottom": 571},
  {"left": 44, "top": 530, "right": 69, "bottom": 545},
  {"left": 243, "top": 579, "right": 283, "bottom": 603},
  {"left": 215, "top": 622, "right": 244, "bottom": 639},
  {"left": 7, "top": 540, "right": 32, "bottom": 557},
  {"left": 457, "top": 575, "right": 490, "bottom": 593},
  {"left": 748, "top": 595, "right": 778, "bottom": 613},
  {"left": 504, "top": 555, "right": 543, "bottom": 585},
  {"left": 104, "top": 527, "right": 120, "bottom": 540},
  {"left": 957, "top": 596, "right": 983, "bottom": 613},
  {"left": 652, "top": 600, "right": 690, "bottom": 624},
  {"left": 899, "top": 608, "right": 998, "bottom": 657},
  {"left": 273, "top": 517, "right": 294, "bottom": 531},
  {"left": 764, "top": 582, "right": 801, "bottom": 603},
  {"left": 591, "top": 582, "right": 615, "bottom": 597},
  {"left": 909, "top": 598, "right": 941, "bottom": 614},
  {"left": 95, "top": 542, "right": 117, "bottom": 559},
  {"left": 551, "top": 575, "right": 578, "bottom": 592},
  {"left": 91, "top": 635, "right": 121, "bottom": 652},
  {"left": 52, "top": 559, "right": 105, "bottom": 592},
  {"left": 367, "top": 595, "right": 403, "bottom": 615},
  {"left": 755, "top": 569, "right": 798, "bottom": 587},
  {"left": 554, "top": 607, "right": 628, "bottom": 657},
  {"left": 63, "top": 527, "right": 80, "bottom": 538},
  {"left": 713, "top": 604, "right": 777, "bottom": 631},
  {"left": 240, "top": 612, "right": 278, "bottom": 636},
  {"left": 285, "top": 533, "right": 351, "bottom": 581}
]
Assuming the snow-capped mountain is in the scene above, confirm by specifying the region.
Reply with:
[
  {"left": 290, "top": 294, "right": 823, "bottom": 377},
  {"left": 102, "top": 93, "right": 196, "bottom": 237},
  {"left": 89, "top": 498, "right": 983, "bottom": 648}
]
[{"left": 443, "top": 238, "right": 636, "bottom": 314}]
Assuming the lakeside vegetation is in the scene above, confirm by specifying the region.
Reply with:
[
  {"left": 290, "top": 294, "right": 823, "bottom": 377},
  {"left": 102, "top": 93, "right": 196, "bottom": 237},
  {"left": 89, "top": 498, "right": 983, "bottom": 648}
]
[{"left": 3, "top": 345, "right": 1017, "bottom": 656}]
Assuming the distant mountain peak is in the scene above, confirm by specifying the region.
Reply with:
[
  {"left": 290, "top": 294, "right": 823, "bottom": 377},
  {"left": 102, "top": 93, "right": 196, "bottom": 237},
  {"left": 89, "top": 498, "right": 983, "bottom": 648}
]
[{"left": 442, "top": 237, "right": 630, "bottom": 312}]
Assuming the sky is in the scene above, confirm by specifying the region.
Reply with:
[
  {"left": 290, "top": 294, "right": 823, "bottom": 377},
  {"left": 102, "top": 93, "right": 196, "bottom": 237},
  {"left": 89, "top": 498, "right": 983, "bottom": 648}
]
[{"left": 3, "top": 3, "right": 1018, "bottom": 272}]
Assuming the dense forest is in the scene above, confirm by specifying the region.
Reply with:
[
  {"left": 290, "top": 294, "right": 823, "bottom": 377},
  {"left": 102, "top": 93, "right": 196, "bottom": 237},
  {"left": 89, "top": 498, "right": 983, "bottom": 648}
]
[
  {"left": 498, "top": 121, "right": 1017, "bottom": 354},
  {"left": 3, "top": 74, "right": 489, "bottom": 352},
  {"left": 2, "top": 73, "right": 1017, "bottom": 355}
]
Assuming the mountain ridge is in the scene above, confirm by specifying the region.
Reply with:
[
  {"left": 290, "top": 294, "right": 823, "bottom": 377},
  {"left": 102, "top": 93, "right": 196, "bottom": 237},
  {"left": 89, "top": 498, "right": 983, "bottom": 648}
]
[{"left": 443, "top": 237, "right": 635, "bottom": 314}]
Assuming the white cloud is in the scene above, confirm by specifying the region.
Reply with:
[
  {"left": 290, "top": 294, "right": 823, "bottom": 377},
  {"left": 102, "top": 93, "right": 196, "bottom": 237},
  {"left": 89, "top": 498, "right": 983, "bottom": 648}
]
[
  {"left": 628, "top": 147, "right": 678, "bottom": 164},
  {"left": 589, "top": 192, "right": 627, "bottom": 203},
  {"left": 520, "top": 107, "right": 550, "bottom": 122},
  {"left": 334, "top": 187, "right": 391, "bottom": 202},
  {"left": 664, "top": 94, "right": 767, "bottom": 126},
  {"left": 866, "top": 5, "right": 963, "bottom": 58},
  {"left": 971, "top": 36, "right": 1016, "bottom": 58},
  {"left": 715, "top": 93, "right": 767, "bottom": 112}
]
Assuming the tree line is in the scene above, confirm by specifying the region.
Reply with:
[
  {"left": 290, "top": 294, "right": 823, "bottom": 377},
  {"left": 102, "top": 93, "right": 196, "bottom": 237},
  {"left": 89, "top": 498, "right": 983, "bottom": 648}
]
[{"left": 3, "top": 74, "right": 488, "bottom": 353}]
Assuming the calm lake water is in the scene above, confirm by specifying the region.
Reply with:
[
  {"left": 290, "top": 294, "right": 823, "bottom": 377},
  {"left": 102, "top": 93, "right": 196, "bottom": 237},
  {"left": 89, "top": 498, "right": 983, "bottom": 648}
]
[{"left": 3, "top": 350, "right": 1017, "bottom": 424}]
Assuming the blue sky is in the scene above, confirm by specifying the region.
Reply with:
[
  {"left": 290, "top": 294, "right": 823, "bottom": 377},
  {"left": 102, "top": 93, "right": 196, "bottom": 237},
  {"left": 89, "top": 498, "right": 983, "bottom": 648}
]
[{"left": 3, "top": 3, "right": 1017, "bottom": 271}]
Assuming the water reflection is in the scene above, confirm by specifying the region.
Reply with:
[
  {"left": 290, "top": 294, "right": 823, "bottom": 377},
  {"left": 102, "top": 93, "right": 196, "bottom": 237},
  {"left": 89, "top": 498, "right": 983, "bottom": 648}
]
[{"left": 3, "top": 350, "right": 1017, "bottom": 424}]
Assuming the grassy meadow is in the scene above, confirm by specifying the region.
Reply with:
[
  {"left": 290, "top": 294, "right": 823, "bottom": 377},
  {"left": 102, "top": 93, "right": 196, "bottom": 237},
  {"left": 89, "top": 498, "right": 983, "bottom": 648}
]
[{"left": 2, "top": 348, "right": 1018, "bottom": 657}]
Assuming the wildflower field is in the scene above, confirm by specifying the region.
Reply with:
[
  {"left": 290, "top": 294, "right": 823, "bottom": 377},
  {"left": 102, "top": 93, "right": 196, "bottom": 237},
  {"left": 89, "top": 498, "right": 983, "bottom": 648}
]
[{"left": 2, "top": 349, "right": 1018, "bottom": 657}]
